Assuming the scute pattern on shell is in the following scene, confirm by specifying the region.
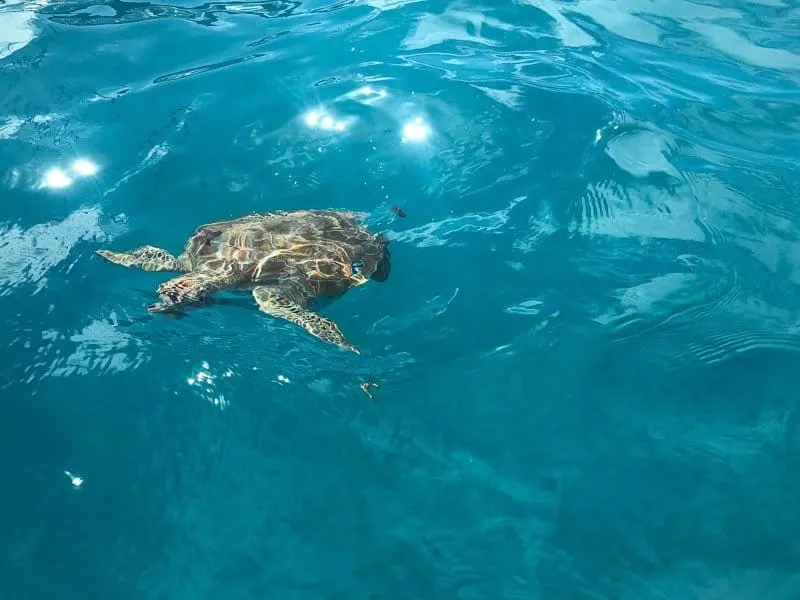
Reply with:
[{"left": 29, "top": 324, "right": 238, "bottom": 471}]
[{"left": 177, "top": 209, "right": 389, "bottom": 297}]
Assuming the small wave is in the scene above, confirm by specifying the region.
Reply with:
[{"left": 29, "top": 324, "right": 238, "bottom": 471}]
[
  {"left": 570, "top": 180, "right": 707, "bottom": 244},
  {"left": 43, "top": 319, "right": 150, "bottom": 379},
  {"left": 151, "top": 51, "right": 279, "bottom": 85},
  {"left": 39, "top": 0, "right": 302, "bottom": 27},
  {"left": 684, "top": 328, "right": 800, "bottom": 367},
  {"left": 0, "top": 206, "right": 113, "bottom": 297},
  {"left": 0, "top": 3, "right": 42, "bottom": 61},
  {"left": 369, "top": 287, "right": 459, "bottom": 335},
  {"left": 388, "top": 196, "right": 525, "bottom": 247},
  {"left": 599, "top": 276, "right": 800, "bottom": 370},
  {"left": 504, "top": 299, "right": 543, "bottom": 316}
]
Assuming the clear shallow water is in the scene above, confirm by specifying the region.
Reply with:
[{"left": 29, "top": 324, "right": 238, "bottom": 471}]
[{"left": 2, "top": 0, "right": 800, "bottom": 597}]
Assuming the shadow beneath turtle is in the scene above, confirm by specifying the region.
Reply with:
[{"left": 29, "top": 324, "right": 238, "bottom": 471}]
[{"left": 112, "top": 288, "right": 258, "bottom": 328}]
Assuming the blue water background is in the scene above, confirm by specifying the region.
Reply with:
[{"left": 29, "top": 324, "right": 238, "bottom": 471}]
[{"left": 2, "top": 0, "right": 800, "bottom": 597}]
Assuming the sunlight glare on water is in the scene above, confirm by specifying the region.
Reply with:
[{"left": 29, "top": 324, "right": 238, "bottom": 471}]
[{"left": 2, "top": 0, "right": 800, "bottom": 598}]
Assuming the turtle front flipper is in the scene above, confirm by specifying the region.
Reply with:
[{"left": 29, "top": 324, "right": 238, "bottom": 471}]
[
  {"left": 96, "top": 245, "right": 184, "bottom": 272},
  {"left": 252, "top": 285, "right": 360, "bottom": 354}
]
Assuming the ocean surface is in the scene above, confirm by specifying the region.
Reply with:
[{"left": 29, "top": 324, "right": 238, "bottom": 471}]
[{"left": 2, "top": 0, "right": 800, "bottom": 598}]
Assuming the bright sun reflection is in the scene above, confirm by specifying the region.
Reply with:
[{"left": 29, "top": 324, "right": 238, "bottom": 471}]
[
  {"left": 401, "top": 117, "right": 431, "bottom": 143},
  {"left": 320, "top": 115, "right": 335, "bottom": 130},
  {"left": 303, "top": 108, "right": 348, "bottom": 133},
  {"left": 72, "top": 158, "right": 98, "bottom": 176},
  {"left": 39, "top": 157, "right": 99, "bottom": 190},
  {"left": 42, "top": 167, "right": 72, "bottom": 189},
  {"left": 304, "top": 109, "right": 322, "bottom": 127}
]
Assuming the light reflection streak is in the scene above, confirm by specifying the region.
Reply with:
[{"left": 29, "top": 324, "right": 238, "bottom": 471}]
[{"left": 342, "top": 85, "right": 389, "bottom": 105}]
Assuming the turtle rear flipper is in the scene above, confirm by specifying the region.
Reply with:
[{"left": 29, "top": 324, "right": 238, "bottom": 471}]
[
  {"left": 96, "top": 245, "right": 184, "bottom": 272},
  {"left": 252, "top": 285, "right": 359, "bottom": 354}
]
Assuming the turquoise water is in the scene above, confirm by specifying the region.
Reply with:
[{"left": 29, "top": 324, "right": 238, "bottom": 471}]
[{"left": 2, "top": 0, "right": 800, "bottom": 597}]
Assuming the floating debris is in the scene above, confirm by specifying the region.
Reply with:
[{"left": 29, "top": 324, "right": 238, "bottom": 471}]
[
  {"left": 360, "top": 381, "right": 379, "bottom": 400},
  {"left": 64, "top": 470, "right": 83, "bottom": 488}
]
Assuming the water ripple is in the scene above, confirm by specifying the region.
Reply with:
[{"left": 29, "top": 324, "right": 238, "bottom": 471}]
[
  {"left": 0, "top": 206, "right": 112, "bottom": 296},
  {"left": 151, "top": 50, "right": 279, "bottom": 84},
  {"left": 38, "top": 0, "right": 303, "bottom": 26},
  {"left": 3, "top": 0, "right": 800, "bottom": 597}
]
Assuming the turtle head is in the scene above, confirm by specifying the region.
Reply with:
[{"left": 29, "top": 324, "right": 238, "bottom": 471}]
[
  {"left": 370, "top": 239, "right": 391, "bottom": 282},
  {"left": 148, "top": 275, "right": 215, "bottom": 314}
]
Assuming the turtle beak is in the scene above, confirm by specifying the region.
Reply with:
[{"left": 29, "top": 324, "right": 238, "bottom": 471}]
[
  {"left": 147, "top": 302, "right": 166, "bottom": 313},
  {"left": 146, "top": 303, "right": 186, "bottom": 319},
  {"left": 147, "top": 301, "right": 188, "bottom": 316}
]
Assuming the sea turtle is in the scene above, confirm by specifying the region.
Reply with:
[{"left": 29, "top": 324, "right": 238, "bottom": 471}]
[{"left": 95, "top": 209, "right": 391, "bottom": 354}]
